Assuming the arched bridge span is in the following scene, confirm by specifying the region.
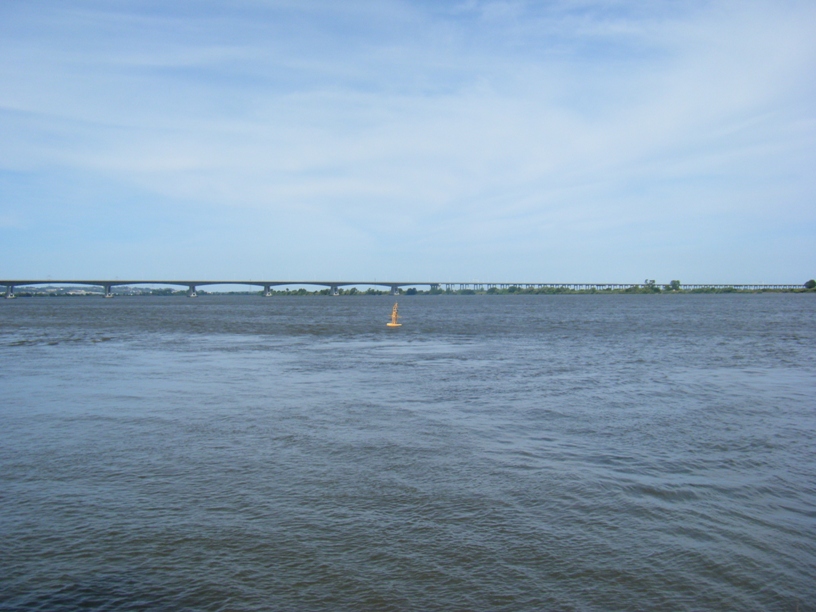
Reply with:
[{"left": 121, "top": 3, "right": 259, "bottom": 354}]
[{"left": 0, "top": 280, "right": 441, "bottom": 298}]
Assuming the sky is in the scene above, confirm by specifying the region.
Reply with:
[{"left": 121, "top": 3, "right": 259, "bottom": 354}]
[{"left": 1, "top": 0, "right": 814, "bottom": 284}]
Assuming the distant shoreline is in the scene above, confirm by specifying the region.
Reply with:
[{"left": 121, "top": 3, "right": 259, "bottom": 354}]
[{"left": 4, "top": 286, "right": 814, "bottom": 298}]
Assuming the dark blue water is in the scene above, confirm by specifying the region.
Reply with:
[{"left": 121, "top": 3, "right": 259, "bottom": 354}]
[{"left": 1, "top": 295, "right": 814, "bottom": 610}]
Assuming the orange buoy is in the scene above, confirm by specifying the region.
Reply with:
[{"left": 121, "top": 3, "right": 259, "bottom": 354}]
[{"left": 386, "top": 302, "right": 402, "bottom": 327}]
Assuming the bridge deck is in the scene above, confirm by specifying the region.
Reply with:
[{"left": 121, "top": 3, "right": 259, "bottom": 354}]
[{"left": 1, "top": 280, "right": 806, "bottom": 292}]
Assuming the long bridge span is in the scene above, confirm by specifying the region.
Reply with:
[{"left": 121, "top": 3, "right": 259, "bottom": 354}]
[{"left": 0, "top": 280, "right": 806, "bottom": 298}]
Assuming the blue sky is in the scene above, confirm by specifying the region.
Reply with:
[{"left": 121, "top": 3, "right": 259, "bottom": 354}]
[{"left": 1, "top": 0, "right": 814, "bottom": 283}]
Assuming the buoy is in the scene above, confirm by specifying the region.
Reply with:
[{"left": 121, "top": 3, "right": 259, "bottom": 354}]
[{"left": 386, "top": 302, "right": 402, "bottom": 327}]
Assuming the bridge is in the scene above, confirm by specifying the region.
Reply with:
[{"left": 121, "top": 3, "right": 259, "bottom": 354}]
[
  {"left": 0, "top": 280, "right": 441, "bottom": 298},
  {"left": 0, "top": 280, "right": 806, "bottom": 298}
]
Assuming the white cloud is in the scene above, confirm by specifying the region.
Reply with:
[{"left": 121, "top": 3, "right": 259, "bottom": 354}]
[{"left": 0, "top": 0, "right": 814, "bottom": 280}]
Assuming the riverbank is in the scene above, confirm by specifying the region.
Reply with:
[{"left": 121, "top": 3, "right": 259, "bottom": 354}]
[{"left": 5, "top": 285, "right": 815, "bottom": 297}]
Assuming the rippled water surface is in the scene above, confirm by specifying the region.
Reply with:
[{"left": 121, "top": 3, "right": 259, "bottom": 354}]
[{"left": 1, "top": 294, "right": 815, "bottom": 610}]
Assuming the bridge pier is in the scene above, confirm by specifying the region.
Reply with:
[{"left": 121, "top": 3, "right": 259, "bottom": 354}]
[
  {"left": 330, "top": 285, "right": 339, "bottom": 296},
  {"left": 187, "top": 285, "right": 198, "bottom": 298},
  {"left": 390, "top": 285, "right": 399, "bottom": 295},
  {"left": 103, "top": 284, "right": 114, "bottom": 298},
  {"left": 4, "top": 285, "right": 15, "bottom": 299},
  {"left": 263, "top": 284, "right": 273, "bottom": 297}
]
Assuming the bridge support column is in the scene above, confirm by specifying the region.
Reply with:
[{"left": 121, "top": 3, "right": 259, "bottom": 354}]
[
  {"left": 430, "top": 284, "right": 439, "bottom": 291},
  {"left": 187, "top": 285, "right": 198, "bottom": 298},
  {"left": 103, "top": 284, "right": 114, "bottom": 298},
  {"left": 330, "top": 285, "right": 339, "bottom": 296},
  {"left": 390, "top": 285, "right": 399, "bottom": 295},
  {"left": 263, "top": 285, "right": 273, "bottom": 297},
  {"left": 4, "top": 285, "right": 15, "bottom": 299}
]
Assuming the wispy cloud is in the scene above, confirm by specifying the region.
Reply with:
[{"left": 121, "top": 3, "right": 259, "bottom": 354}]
[{"left": 1, "top": 0, "right": 814, "bottom": 281}]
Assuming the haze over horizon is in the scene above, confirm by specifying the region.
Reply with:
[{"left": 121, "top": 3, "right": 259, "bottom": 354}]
[{"left": 1, "top": 1, "right": 814, "bottom": 284}]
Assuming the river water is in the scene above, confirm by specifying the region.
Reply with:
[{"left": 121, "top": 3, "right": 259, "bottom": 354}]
[{"left": 1, "top": 294, "right": 814, "bottom": 611}]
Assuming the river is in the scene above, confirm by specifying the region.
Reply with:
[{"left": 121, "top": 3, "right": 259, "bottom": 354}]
[{"left": 1, "top": 294, "right": 814, "bottom": 610}]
